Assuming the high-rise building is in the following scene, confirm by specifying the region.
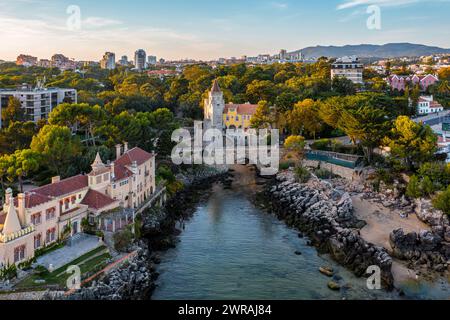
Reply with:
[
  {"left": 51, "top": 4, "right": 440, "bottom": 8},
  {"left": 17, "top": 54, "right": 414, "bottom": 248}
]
[
  {"left": 147, "top": 55, "right": 157, "bottom": 66},
  {"left": 331, "top": 56, "right": 364, "bottom": 84},
  {"left": 134, "top": 49, "right": 147, "bottom": 71},
  {"left": 100, "top": 52, "right": 116, "bottom": 70},
  {"left": 279, "top": 49, "right": 288, "bottom": 60},
  {"left": 118, "top": 55, "right": 129, "bottom": 66},
  {"left": 16, "top": 55, "right": 38, "bottom": 67}
]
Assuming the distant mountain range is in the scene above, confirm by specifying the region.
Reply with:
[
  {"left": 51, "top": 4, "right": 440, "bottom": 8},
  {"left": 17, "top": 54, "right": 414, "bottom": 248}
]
[{"left": 293, "top": 43, "right": 450, "bottom": 59}]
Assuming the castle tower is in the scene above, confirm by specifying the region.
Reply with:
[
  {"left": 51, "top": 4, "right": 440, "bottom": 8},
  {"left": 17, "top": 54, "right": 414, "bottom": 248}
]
[
  {"left": 204, "top": 80, "right": 225, "bottom": 130},
  {"left": 91, "top": 152, "right": 105, "bottom": 173},
  {"left": 88, "top": 152, "right": 108, "bottom": 190}
]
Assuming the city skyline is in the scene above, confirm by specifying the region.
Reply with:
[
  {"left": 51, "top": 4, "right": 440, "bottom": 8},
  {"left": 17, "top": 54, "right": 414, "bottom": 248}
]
[{"left": 0, "top": 0, "right": 449, "bottom": 61}]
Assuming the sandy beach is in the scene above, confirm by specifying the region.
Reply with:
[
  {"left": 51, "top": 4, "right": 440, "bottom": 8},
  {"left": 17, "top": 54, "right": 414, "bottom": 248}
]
[{"left": 352, "top": 194, "right": 431, "bottom": 285}]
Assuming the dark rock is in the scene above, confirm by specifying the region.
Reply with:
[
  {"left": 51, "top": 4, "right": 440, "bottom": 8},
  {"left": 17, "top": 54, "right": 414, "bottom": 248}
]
[
  {"left": 328, "top": 281, "right": 341, "bottom": 291},
  {"left": 319, "top": 267, "right": 334, "bottom": 277},
  {"left": 267, "top": 175, "right": 394, "bottom": 289}
]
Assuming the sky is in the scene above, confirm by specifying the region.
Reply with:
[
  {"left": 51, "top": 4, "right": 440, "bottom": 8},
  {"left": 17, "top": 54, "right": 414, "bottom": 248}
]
[{"left": 0, "top": 0, "right": 449, "bottom": 61}]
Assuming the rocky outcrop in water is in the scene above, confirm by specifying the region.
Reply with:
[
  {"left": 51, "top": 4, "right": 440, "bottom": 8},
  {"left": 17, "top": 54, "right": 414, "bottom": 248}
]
[
  {"left": 388, "top": 198, "right": 450, "bottom": 273},
  {"left": 390, "top": 229, "right": 450, "bottom": 273},
  {"left": 266, "top": 172, "right": 394, "bottom": 289}
]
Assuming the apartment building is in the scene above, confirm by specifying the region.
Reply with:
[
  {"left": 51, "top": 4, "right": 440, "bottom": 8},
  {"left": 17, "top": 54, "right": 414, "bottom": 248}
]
[
  {"left": 0, "top": 86, "right": 77, "bottom": 128},
  {"left": 100, "top": 52, "right": 116, "bottom": 70},
  {"left": 134, "top": 49, "right": 147, "bottom": 71},
  {"left": 331, "top": 56, "right": 364, "bottom": 84}
]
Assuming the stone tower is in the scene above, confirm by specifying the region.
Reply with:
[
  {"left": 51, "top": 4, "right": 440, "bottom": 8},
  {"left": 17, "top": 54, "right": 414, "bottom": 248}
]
[{"left": 204, "top": 80, "right": 225, "bottom": 130}]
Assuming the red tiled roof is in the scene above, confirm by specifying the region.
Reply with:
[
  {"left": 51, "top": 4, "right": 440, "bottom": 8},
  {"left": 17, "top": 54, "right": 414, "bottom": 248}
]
[
  {"left": 32, "top": 175, "right": 89, "bottom": 198},
  {"left": 115, "top": 147, "right": 154, "bottom": 167},
  {"left": 81, "top": 189, "right": 117, "bottom": 211},
  {"left": 114, "top": 165, "right": 134, "bottom": 181},
  {"left": 224, "top": 104, "right": 258, "bottom": 116},
  {"left": 112, "top": 148, "right": 153, "bottom": 182},
  {"left": 11, "top": 175, "right": 89, "bottom": 209},
  {"left": 13, "top": 192, "right": 53, "bottom": 209}
]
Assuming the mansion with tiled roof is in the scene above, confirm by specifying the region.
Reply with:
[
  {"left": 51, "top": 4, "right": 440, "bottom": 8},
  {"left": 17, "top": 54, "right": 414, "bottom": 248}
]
[
  {"left": 0, "top": 144, "right": 156, "bottom": 267},
  {"left": 204, "top": 80, "right": 258, "bottom": 131}
]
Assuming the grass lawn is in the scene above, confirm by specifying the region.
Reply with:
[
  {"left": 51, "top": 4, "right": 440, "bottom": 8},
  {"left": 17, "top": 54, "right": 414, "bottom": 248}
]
[{"left": 16, "top": 245, "right": 111, "bottom": 290}]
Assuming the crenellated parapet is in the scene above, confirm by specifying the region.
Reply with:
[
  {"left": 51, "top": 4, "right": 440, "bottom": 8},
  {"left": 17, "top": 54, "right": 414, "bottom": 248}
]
[{"left": 0, "top": 225, "right": 35, "bottom": 243}]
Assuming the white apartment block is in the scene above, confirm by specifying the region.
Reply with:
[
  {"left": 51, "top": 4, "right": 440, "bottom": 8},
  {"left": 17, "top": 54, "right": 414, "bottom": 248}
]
[
  {"left": 416, "top": 95, "right": 444, "bottom": 115},
  {"left": 0, "top": 87, "right": 77, "bottom": 128},
  {"left": 331, "top": 56, "right": 364, "bottom": 85}
]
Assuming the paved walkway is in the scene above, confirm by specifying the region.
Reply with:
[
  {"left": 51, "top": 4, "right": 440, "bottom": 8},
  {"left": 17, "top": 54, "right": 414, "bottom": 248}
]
[
  {"left": 36, "top": 234, "right": 103, "bottom": 270},
  {"left": 413, "top": 110, "right": 450, "bottom": 126}
]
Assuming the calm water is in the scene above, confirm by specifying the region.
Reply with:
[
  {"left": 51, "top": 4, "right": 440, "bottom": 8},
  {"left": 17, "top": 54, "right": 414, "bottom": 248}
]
[{"left": 153, "top": 167, "right": 450, "bottom": 300}]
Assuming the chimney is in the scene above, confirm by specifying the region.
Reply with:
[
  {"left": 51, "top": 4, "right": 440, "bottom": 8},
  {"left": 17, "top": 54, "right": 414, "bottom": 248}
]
[
  {"left": 17, "top": 193, "right": 26, "bottom": 227},
  {"left": 5, "top": 188, "right": 12, "bottom": 206},
  {"left": 132, "top": 161, "right": 138, "bottom": 174},
  {"left": 52, "top": 176, "right": 60, "bottom": 184},
  {"left": 116, "top": 144, "right": 122, "bottom": 160},
  {"left": 124, "top": 142, "right": 129, "bottom": 153}
]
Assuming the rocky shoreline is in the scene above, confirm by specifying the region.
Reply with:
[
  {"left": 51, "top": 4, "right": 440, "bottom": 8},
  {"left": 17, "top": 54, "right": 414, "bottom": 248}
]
[
  {"left": 263, "top": 171, "right": 395, "bottom": 289},
  {"left": 45, "top": 166, "right": 230, "bottom": 300},
  {"left": 389, "top": 199, "right": 450, "bottom": 274}
]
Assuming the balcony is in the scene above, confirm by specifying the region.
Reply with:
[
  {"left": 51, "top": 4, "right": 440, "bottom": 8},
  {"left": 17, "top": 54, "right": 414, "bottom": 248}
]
[{"left": 59, "top": 204, "right": 89, "bottom": 222}]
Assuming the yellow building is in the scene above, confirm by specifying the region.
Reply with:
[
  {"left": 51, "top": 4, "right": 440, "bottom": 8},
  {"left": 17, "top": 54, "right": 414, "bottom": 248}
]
[
  {"left": 204, "top": 81, "right": 258, "bottom": 131},
  {"left": 223, "top": 103, "right": 258, "bottom": 131}
]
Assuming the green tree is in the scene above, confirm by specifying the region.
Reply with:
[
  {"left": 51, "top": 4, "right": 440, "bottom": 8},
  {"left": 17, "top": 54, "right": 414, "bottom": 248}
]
[
  {"left": 383, "top": 116, "right": 438, "bottom": 171},
  {"left": 0, "top": 121, "right": 37, "bottom": 155},
  {"left": 0, "top": 155, "right": 11, "bottom": 197},
  {"left": 246, "top": 80, "right": 277, "bottom": 104},
  {"left": 406, "top": 175, "right": 422, "bottom": 199},
  {"left": 250, "top": 101, "right": 272, "bottom": 129},
  {"left": 1, "top": 97, "right": 25, "bottom": 127},
  {"left": 420, "top": 176, "right": 434, "bottom": 196},
  {"left": 432, "top": 186, "right": 450, "bottom": 215},
  {"left": 7, "top": 149, "right": 41, "bottom": 192},
  {"left": 30, "top": 125, "right": 82, "bottom": 177},
  {"left": 331, "top": 76, "right": 356, "bottom": 95},
  {"left": 288, "top": 99, "right": 324, "bottom": 139},
  {"left": 410, "top": 85, "right": 421, "bottom": 114},
  {"left": 284, "top": 135, "right": 306, "bottom": 164}
]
